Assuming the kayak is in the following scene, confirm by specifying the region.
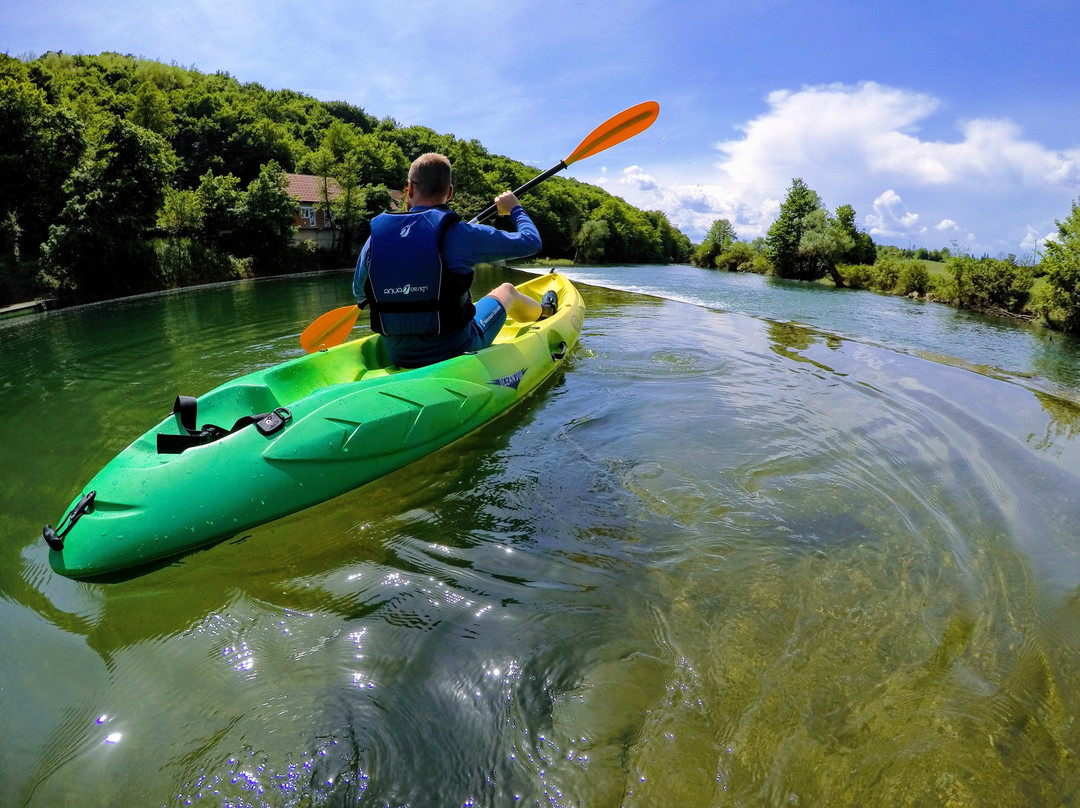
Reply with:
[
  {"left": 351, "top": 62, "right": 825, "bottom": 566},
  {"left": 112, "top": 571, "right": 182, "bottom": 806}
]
[{"left": 44, "top": 272, "right": 583, "bottom": 578}]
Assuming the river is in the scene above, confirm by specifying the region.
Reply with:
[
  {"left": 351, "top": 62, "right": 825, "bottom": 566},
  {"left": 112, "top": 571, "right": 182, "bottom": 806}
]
[{"left": 2, "top": 265, "right": 1079, "bottom": 806}]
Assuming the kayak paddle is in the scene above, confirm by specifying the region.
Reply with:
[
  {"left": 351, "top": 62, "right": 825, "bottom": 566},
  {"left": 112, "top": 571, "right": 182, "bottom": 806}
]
[
  {"left": 299, "top": 304, "right": 365, "bottom": 353},
  {"left": 299, "top": 100, "right": 660, "bottom": 352},
  {"left": 469, "top": 100, "right": 660, "bottom": 223}
]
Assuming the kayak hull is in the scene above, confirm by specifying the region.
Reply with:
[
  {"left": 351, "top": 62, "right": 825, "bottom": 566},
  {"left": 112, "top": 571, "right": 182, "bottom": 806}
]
[{"left": 47, "top": 273, "right": 583, "bottom": 578}]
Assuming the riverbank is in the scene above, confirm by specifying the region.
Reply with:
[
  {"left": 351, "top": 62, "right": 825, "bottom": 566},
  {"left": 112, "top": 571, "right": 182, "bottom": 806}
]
[{"left": 0, "top": 298, "right": 57, "bottom": 319}]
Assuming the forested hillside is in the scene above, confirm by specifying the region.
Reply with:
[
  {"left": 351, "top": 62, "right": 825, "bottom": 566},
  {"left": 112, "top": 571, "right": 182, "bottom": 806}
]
[{"left": 0, "top": 51, "right": 690, "bottom": 304}]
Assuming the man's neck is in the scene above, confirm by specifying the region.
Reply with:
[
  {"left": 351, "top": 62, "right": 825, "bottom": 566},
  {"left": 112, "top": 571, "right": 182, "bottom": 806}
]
[{"left": 409, "top": 194, "right": 449, "bottom": 209}]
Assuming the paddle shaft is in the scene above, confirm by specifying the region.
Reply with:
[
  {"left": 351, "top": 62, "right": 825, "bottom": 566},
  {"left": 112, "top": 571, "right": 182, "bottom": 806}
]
[
  {"left": 470, "top": 101, "right": 659, "bottom": 224},
  {"left": 470, "top": 161, "right": 567, "bottom": 224}
]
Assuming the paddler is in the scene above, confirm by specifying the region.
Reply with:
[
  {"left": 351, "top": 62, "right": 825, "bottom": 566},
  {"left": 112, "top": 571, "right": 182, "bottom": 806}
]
[{"left": 353, "top": 152, "right": 557, "bottom": 368}]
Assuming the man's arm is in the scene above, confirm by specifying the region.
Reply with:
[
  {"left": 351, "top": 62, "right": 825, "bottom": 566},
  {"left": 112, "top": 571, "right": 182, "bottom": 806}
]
[
  {"left": 444, "top": 204, "right": 542, "bottom": 269},
  {"left": 352, "top": 239, "right": 371, "bottom": 300}
]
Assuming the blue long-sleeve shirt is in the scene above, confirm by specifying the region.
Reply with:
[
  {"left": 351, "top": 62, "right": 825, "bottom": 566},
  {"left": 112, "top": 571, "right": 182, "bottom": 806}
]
[{"left": 352, "top": 204, "right": 542, "bottom": 365}]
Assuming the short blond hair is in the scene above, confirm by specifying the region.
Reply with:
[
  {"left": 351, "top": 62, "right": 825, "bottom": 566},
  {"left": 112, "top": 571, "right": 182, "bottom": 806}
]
[{"left": 408, "top": 153, "right": 453, "bottom": 198}]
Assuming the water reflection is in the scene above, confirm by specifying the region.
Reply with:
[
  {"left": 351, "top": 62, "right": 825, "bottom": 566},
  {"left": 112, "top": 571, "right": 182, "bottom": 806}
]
[{"left": 558, "top": 264, "right": 1080, "bottom": 396}]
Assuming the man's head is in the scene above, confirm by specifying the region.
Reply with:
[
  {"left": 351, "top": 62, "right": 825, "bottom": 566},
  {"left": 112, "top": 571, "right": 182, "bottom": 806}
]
[{"left": 407, "top": 153, "right": 453, "bottom": 204}]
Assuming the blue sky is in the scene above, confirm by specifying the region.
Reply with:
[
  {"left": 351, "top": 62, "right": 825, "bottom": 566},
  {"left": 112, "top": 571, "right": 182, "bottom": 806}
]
[{"left": 4, "top": 0, "right": 1080, "bottom": 256}]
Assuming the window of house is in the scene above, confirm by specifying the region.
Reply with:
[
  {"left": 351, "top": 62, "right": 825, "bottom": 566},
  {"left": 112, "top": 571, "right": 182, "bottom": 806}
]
[{"left": 300, "top": 205, "right": 316, "bottom": 227}]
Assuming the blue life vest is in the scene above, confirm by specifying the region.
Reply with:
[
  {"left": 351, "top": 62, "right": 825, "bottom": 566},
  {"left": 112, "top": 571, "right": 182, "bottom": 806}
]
[{"left": 364, "top": 207, "right": 474, "bottom": 336}]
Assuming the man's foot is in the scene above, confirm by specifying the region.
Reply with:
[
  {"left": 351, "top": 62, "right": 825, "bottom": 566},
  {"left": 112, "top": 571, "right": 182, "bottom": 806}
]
[{"left": 539, "top": 290, "right": 558, "bottom": 320}]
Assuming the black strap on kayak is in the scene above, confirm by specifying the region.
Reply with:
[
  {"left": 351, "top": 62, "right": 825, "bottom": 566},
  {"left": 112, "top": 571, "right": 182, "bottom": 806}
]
[
  {"left": 43, "top": 490, "right": 96, "bottom": 551},
  {"left": 156, "top": 395, "right": 292, "bottom": 454}
]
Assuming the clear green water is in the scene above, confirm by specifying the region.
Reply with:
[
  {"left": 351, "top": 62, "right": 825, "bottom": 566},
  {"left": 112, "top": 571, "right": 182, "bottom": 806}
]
[{"left": 2, "top": 267, "right": 1080, "bottom": 807}]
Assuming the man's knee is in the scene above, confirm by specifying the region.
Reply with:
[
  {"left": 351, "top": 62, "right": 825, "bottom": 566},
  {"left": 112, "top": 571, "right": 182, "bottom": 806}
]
[
  {"left": 486, "top": 283, "right": 516, "bottom": 308},
  {"left": 490, "top": 283, "right": 514, "bottom": 302}
]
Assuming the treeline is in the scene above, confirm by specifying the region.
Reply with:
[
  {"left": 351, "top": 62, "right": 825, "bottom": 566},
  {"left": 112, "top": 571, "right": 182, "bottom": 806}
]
[
  {"left": 0, "top": 51, "right": 691, "bottom": 305},
  {"left": 691, "top": 178, "right": 1080, "bottom": 336}
]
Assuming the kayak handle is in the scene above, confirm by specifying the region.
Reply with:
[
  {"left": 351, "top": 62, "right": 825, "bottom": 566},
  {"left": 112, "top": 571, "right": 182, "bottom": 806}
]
[
  {"left": 43, "top": 490, "right": 96, "bottom": 552},
  {"left": 551, "top": 342, "right": 568, "bottom": 361}
]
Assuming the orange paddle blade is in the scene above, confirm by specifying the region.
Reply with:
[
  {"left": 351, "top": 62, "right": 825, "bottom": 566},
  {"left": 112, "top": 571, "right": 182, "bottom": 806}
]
[
  {"left": 300, "top": 304, "right": 360, "bottom": 353},
  {"left": 564, "top": 101, "right": 660, "bottom": 166}
]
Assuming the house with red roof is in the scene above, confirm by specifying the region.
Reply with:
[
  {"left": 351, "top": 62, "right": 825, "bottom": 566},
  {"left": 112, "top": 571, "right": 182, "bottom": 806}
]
[{"left": 285, "top": 173, "right": 341, "bottom": 249}]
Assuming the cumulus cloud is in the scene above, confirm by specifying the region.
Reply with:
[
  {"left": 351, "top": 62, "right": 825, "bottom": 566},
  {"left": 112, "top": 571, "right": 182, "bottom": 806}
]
[
  {"left": 865, "top": 190, "right": 924, "bottom": 238},
  {"left": 1019, "top": 226, "right": 1058, "bottom": 253},
  {"left": 609, "top": 81, "right": 1080, "bottom": 251},
  {"left": 715, "top": 82, "right": 1080, "bottom": 192},
  {"left": 608, "top": 176, "right": 781, "bottom": 242},
  {"left": 715, "top": 82, "right": 942, "bottom": 190},
  {"left": 621, "top": 165, "right": 659, "bottom": 192}
]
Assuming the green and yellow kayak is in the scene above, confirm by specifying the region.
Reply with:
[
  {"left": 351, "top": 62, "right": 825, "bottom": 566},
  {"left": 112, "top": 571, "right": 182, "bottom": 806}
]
[{"left": 45, "top": 273, "right": 583, "bottom": 578}]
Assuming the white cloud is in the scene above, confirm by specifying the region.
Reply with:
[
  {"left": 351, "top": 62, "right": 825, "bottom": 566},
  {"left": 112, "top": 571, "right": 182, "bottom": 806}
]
[
  {"left": 1019, "top": 226, "right": 1058, "bottom": 253},
  {"left": 866, "top": 190, "right": 924, "bottom": 238},
  {"left": 714, "top": 82, "right": 1080, "bottom": 192},
  {"left": 715, "top": 82, "right": 942, "bottom": 190},
  {"left": 605, "top": 175, "right": 781, "bottom": 241},
  {"left": 616, "top": 82, "right": 1080, "bottom": 251},
  {"left": 621, "top": 165, "right": 659, "bottom": 192}
]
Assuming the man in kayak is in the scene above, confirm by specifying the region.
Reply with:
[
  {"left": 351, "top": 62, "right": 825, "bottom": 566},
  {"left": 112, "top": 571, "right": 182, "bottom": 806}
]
[{"left": 353, "top": 152, "right": 557, "bottom": 368}]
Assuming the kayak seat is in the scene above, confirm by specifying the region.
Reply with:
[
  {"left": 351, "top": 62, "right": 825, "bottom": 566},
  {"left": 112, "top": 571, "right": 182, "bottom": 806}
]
[{"left": 156, "top": 388, "right": 291, "bottom": 455}]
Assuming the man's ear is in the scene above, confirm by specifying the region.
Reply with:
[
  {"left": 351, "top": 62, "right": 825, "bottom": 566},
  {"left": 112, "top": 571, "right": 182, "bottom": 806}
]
[{"left": 445, "top": 184, "right": 454, "bottom": 203}]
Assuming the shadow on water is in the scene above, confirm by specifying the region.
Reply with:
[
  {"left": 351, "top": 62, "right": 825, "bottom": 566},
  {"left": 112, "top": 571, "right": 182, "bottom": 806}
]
[{"left": 3, "top": 269, "right": 1080, "bottom": 805}]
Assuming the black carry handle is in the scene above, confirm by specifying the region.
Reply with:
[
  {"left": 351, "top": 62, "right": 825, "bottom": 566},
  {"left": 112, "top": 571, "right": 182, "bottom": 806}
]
[{"left": 43, "top": 490, "right": 96, "bottom": 551}]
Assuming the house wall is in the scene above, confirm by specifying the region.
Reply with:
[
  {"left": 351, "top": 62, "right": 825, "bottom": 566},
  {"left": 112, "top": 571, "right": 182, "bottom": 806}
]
[
  {"left": 294, "top": 204, "right": 335, "bottom": 249},
  {"left": 294, "top": 227, "right": 336, "bottom": 250}
]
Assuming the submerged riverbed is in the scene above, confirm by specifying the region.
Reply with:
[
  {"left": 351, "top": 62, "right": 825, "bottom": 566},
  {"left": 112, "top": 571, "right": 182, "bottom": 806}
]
[{"left": 2, "top": 266, "right": 1079, "bottom": 806}]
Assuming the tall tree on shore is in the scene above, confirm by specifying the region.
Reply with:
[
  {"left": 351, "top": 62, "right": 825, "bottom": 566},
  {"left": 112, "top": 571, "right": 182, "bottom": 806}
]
[
  {"left": 796, "top": 208, "right": 853, "bottom": 286},
  {"left": 231, "top": 161, "right": 298, "bottom": 268},
  {"left": 834, "top": 204, "right": 876, "bottom": 265},
  {"left": 764, "top": 178, "right": 823, "bottom": 279},
  {"left": 691, "top": 218, "right": 737, "bottom": 268},
  {"left": 1039, "top": 198, "right": 1080, "bottom": 334}
]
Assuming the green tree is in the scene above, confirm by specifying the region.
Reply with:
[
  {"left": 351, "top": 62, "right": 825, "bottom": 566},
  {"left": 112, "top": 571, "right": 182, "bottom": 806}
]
[
  {"left": 797, "top": 208, "right": 853, "bottom": 286},
  {"left": 1038, "top": 199, "right": 1080, "bottom": 334},
  {"left": 330, "top": 154, "right": 366, "bottom": 259},
  {"left": 128, "top": 80, "right": 175, "bottom": 136},
  {"left": 764, "top": 178, "right": 823, "bottom": 279},
  {"left": 195, "top": 170, "right": 242, "bottom": 252},
  {"left": 715, "top": 240, "right": 763, "bottom": 272},
  {"left": 575, "top": 219, "right": 609, "bottom": 263},
  {"left": 691, "top": 218, "right": 737, "bottom": 268},
  {"left": 834, "top": 204, "right": 876, "bottom": 265},
  {"left": 586, "top": 198, "right": 660, "bottom": 263},
  {"left": 948, "top": 254, "right": 1034, "bottom": 314},
  {"left": 232, "top": 161, "right": 297, "bottom": 267},
  {"left": 646, "top": 209, "right": 692, "bottom": 264},
  {"left": 42, "top": 117, "right": 174, "bottom": 297},
  {"left": 224, "top": 119, "right": 297, "bottom": 185},
  {"left": 0, "top": 58, "right": 86, "bottom": 300},
  {"left": 353, "top": 131, "right": 410, "bottom": 189},
  {"left": 156, "top": 186, "right": 203, "bottom": 281}
]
